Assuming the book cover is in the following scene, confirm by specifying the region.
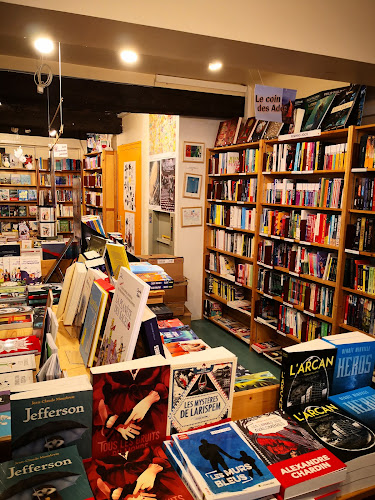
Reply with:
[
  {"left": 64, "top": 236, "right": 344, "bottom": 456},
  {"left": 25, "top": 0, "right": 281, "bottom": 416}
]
[
  {"left": 96, "top": 266, "right": 150, "bottom": 365},
  {"left": 289, "top": 402, "right": 375, "bottom": 472},
  {"left": 251, "top": 120, "right": 268, "bottom": 142},
  {"left": 10, "top": 174, "right": 21, "bottom": 185},
  {"left": 19, "top": 256, "right": 42, "bottom": 284},
  {"left": 329, "top": 386, "right": 375, "bottom": 430},
  {"left": 90, "top": 355, "right": 170, "bottom": 459},
  {"left": 214, "top": 118, "right": 242, "bottom": 147},
  {"left": 0, "top": 189, "right": 9, "bottom": 201},
  {"left": 11, "top": 380, "right": 93, "bottom": 460},
  {"left": 0, "top": 336, "right": 40, "bottom": 357},
  {"left": 85, "top": 444, "right": 194, "bottom": 500},
  {"left": 0, "top": 445, "right": 94, "bottom": 500},
  {"left": 303, "top": 93, "right": 335, "bottom": 131},
  {"left": 164, "top": 339, "right": 210, "bottom": 358},
  {"left": 138, "top": 306, "right": 164, "bottom": 357},
  {"left": 234, "top": 411, "right": 347, "bottom": 499},
  {"left": 172, "top": 422, "right": 280, "bottom": 499},
  {"left": 63, "top": 263, "right": 87, "bottom": 326},
  {"left": 0, "top": 354, "right": 35, "bottom": 373},
  {"left": 79, "top": 281, "right": 110, "bottom": 367},
  {"left": 75, "top": 268, "right": 107, "bottom": 328},
  {"left": 322, "top": 84, "right": 361, "bottom": 131},
  {"left": 234, "top": 371, "right": 277, "bottom": 392},
  {"left": 167, "top": 347, "right": 236, "bottom": 434},
  {"left": 322, "top": 332, "right": 375, "bottom": 395},
  {"left": 157, "top": 318, "right": 184, "bottom": 329},
  {"left": 236, "top": 117, "right": 256, "bottom": 144},
  {"left": 160, "top": 325, "right": 199, "bottom": 343},
  {"left": 56, "top": 263, "right": 75, "bottom": 319},
  {"left": 105, "top": 243, "right": 130, "bottom": 279},
  {"left": 279, "top": 339, "right": 337, "bottom": 411}
]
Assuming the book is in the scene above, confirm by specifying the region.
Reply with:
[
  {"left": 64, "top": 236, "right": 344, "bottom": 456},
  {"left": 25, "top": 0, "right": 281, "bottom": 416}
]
[
  {"left": 105, "top": 243, "right": 130, "bottom": 279},
  {"left": 96, "top": 266, "right": 150, "bottom": 365},
  {"left": 322, "top": 84, "right": 361, "bottom": 131},
  {"left": 263, "top": 121, "right": 283, "bottom": 140},
  {"left": 157, "top": 318, "right": 184, "bottom": 329},
  {"left": 250, "top": 120, "right": 268, "bottom": 141},
  {"left": 167, "top": 347, "right": 236, "bottom": 434},
  {"left": 172, "top": 422, "right": 281, "bottom": 500},
  {"left": 75, "top": 268, "right": 107, "bottom": 328},
  {"left": 79, "top": 280, "right": 112, "bottom": 367},
  {"left": 56, "top": 263, "right": 75, "bottom": 318},
  {"left": 234, "top": 371, "right": 278, "bottom": 392},
  {"left": 90, "top": 355, "right": 170, "bottom": 459},
  {"left": 214, "top": 118, "right": 242, "bottom": 147},
  {"left": 234, "top": 411, "right": 347, "bottom": 499},
  {"left": 11, "top": 378, "right": 93, "bottom": 459},
  {"left": 0, "top": 370, "right": 34, "bottom": 391},
  {"left": 19, "top": 255, "right": 42, "bottom": 284},
  {"left": 235, "top": 117, "right": 256, "bottom": 144},
  {"left": 164, "top": 339, "right": 210, "bottom": 358},
  {"left": 85, "top": 444, "right": 194, "bottom": 500},
  {"left": 322, "top": 332, "right": 375, "bottom": 395},
  {"left": 149, "top": 303, "right": 174, "bottom": 319},
  {"left": 138, "top": 305, "right": 164, "bottom": 357},
  {"left": 302, "top": 93, "right": 335, "bottom": 131},
  {"left": 0, "top": 354, "right": 36, "bottom": 373},
  {"left": 160, "top": 325, "right": 199, "bottom": 343},
  {"left": 0, "top": 336, "right": 40, "bottom": 357},
  {"left": 0, "top": 445, "right": 94, "bottom": 500},
  {"left": 63, "top": 262, "right": 87, "bottom": 326},
  {"left": 279, "top": 339, "right": 337, "bottom": 410},
  {"left": 329, "top": 386, "right": 375, "bottom": 431}
]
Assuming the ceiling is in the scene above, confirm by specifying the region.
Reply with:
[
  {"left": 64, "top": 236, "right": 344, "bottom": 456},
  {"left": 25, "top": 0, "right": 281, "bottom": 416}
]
[{"left": 0, "top": 2, "right": 374, "bottom": 138}]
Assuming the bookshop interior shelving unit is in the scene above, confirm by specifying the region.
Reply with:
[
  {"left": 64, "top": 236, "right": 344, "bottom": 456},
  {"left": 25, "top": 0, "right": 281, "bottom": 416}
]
[
  {"left": 38, "top": 157, "right": 82, "bottom": 236},
  {"left": 82, "top": 150, "right": 116, "bottom": 233},
  {"left": 203, "top": 125, "right": 375, "bottom": 363}
]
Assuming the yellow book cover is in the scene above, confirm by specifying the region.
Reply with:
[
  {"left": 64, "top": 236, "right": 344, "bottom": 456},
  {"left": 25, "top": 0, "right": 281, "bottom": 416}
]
[
  {"left": 254, "top": 149, "right": 259, "bottom": 173},
  {"left": 106, "top": 243, "right": 130, "bottom": 279}
]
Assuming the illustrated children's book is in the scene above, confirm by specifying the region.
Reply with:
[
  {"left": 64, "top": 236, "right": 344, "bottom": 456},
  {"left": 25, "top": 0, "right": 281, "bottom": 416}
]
[
  {"left": 322, "top": 331, "right": 375, "bottom": 395},
  {"left": 279, "top": 339, "right": 336, "bottom": 410},
  {"left": 167, "top": 347, "right": 236, "bottom": 435},
  {"left": 96, "top": 266, "right": 150, "bottom": 365},
  {"left": 0, "top": 445, "right": 94, "bottom": 500},
  {"left": 11, "top": 377, "right": 93, "bottom": 460},
  {"left": 90, "top": 355, "right": 170, "bottom": 459},
  {"left": 0, "top": 336, "right": 40, "bottom": 357},
  {"left": 172, "top": 422, "right": 280, "bottom": 500}
]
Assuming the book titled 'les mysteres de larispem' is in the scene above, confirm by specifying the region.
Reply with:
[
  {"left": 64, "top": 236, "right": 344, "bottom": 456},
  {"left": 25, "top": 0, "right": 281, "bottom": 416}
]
[
  {"left": 279, "top": 339, "right": 337, "bottom": 411},
  {"left": 0, "top": 445, "right": 94, "bottom": 500}
]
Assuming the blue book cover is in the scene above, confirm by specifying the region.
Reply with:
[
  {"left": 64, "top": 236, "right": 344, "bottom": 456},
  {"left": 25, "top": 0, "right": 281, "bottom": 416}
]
[
  {"left": 160, "top": 326, "right": 198, "bottom": 343},
  {"left": 172, "top": 422, "right": 280, "bottom": 499},
  {"left": 0, "top": 445, "right": 93, "bottom": 500},
  {"left": 329, "top": 386, "right": 375, "bottom": 430},
  {"left": 139, "top": 306, "right": 164, "bottom": 357},
  {"left": 322, "top": 333, "right": 375, "bottom": 394}
]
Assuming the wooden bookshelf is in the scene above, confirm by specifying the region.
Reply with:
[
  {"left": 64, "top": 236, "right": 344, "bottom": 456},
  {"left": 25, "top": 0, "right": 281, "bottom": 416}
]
[
  {"left": 202, "top": 126, "right": 375, "bottom": 359},
  {"left": 82, "top": 150, "right": 116, "bottom": 233}
]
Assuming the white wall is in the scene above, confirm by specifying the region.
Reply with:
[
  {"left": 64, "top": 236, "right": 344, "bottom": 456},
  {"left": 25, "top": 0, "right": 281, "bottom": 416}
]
[
  {"left": 0, "top": 133, "right": 83, "bottom": 158},
  {"left": 176, "top": 117, "right": 221, "bottom": 320},
  {"left": 116, "top": 113, "right": 149, "bottom": 254}
]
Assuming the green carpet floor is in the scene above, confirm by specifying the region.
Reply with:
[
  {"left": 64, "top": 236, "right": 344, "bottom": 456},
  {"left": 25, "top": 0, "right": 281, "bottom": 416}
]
[{"left": 191, "top": 319, "right": 281, "bottom": 380}]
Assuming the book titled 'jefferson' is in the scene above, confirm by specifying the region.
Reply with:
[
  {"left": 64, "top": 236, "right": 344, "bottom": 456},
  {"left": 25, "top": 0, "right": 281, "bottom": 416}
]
[{"left": 0, "top": 445, "right": 94, "bottom": 500}]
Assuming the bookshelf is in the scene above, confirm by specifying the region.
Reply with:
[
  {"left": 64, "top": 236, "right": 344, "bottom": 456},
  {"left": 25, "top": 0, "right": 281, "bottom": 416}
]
[
  {"left": 82, "top": 150, "right": 116, "bottom": 233},
  {"left": 37, "top": 158, "right": 82, "bottom": 236},
  {"left": 202, "top": 125, "right": 375, "bottom": 365}
]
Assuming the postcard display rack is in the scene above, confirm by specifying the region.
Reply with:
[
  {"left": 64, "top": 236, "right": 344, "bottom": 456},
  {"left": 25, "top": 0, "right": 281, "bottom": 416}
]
[
  {"left": 203, "top": 124, "right": 375, "bottom": 360},
  {"left": 82, "top": 150, "right": 116, "bottom": 233}
]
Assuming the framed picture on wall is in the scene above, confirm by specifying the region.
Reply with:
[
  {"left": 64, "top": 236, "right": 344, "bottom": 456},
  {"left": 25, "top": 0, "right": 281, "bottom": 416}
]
[
  {"left": 181, "top": 207, "right": 202, "bottom": 227},
  {"left": 183, "top": 172, "right": 202, "bottom": 199},
  {"left": 183, "top": 141, "right": 205, "bottom": 163}
]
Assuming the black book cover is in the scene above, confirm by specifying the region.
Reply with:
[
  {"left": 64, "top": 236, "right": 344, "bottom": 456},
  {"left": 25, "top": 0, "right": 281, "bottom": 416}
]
[{"left": 279, "top": 339, "right": 337, "bottom": 411}]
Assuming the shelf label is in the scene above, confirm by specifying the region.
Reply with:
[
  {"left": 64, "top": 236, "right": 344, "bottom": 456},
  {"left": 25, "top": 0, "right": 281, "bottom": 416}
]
[
  {"left": 50, "top": 143, "right": 68, "bottom": 158},
  {"left": 263, "top": 293, "right": 273, "bottom": 300},
  {"left": 277, "top": 330, "right": 286, "bottom": 336},
  {"left": 257, "top": 261, "right": 273, "bottom": 269},
  {"left": 271, "top": 235, "right": 281, "bottom": 239},
  {"left": 278, "top": 129, "right": 321, "bottom": 141},
  {"left": 303, "top": 310, "right": 315, "bottom": 317},
  {"left": 289, "top": 272, "right": 299, "bottom": 277},
  {"left": 345, "top": 248, "right": 360, "bottom": 255},
  {"left": 284, "top": 238, "right": 294, "bottom": 242},
  {"left": 237, "top": 201, "right": 245, "bottom": 204}
]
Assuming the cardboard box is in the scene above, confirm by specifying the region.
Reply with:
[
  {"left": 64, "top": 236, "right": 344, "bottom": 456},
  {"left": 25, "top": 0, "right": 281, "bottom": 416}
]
[
  {"left": 138, "top": 254, "right": 184, "bottom": 282},
  {"left": 165, "top": 301, "right": 185, "bottom": 316},
  {"left": 176, "top": 305, "right": 192, "bottom": 327},
  {"left": 164, "top": 279, "right": 188, "bottom": 303}
]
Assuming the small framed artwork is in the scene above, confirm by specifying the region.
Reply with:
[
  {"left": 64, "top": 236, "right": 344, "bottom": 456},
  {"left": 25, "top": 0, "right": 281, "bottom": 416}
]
[
  {"left": 183, "top": 141, "right": 205, "bottom": 163},
  {"left": 183, "top": 172, "right": 202, "bottom": 199},
  {"left": 181, "top": 206, "right": 202, "bottom": 227}
]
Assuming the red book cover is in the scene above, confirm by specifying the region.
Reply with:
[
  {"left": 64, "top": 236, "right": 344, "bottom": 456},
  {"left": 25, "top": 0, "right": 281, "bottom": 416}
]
[
  {"left": 85, "top": 445, "right": 194, "bottom": 500},
  {"left": 90, "top": 359, "right": 170, "bottom": 460},
  {"left": 157, "top": 318, "right": 184, "bottom": 329},
  {"left": 236, "top": 117, "right": 256, "bottom": 144},
  {"left": 214, "top": 118, "right": 241, "bottom": 147},
  {"left": 0, "top": 335, "right": 40, "bottom": 356}
]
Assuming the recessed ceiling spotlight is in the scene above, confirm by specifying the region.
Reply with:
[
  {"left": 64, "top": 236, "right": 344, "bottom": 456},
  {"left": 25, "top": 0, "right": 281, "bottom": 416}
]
[
  {"left": 34, "top": 37, "right": 54, "bottom": 54},
  {"left": 208, "top": 61, "right": 223, "bottom": 71},
  {"left": 120, "top": 50, "right": 138, "bottom": 63},
  {"left": 49, "top": 129, "right": 57, "bottom": 137}
]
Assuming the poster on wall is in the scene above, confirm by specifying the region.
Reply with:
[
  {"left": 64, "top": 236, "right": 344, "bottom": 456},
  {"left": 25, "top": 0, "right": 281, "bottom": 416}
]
[
  {"left": 160, "top": 157, "right": 175, "bottom": 212},
  {"left": 125, "top": 212, "right": 135, "bottom": 254},
  {"left": 255, "top": 84, "right": 297, "bottom": 123},
  {"left": 149, "top": 160, "right": 161, "bottom": 208},
  {"left": 149, "top": 115, "right": 177, "bottom": 155},
  {"left": 123, "top": 161, "right": 136, "bottom": 212}
]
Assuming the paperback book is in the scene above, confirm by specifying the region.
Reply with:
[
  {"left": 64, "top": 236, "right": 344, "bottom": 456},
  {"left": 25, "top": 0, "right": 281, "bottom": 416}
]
[
  {"left": 90, "top": 355, "right": 170, "bottom": 459},
  {"left": 11, "top": 377, "right": 93, "bottom": 459},
  {"left": 329, "top": 386, "right": 375, "bottom": 431},
  {"left": 279, "top": 339, "right": 336, "bottom": 410},
  {"left": 0, "top": 335, "right": 40, "bottom": 357},
  {"left": 0, "top": 445, "right": 94, "bottom": 500},
  {"left": 160, "top": 325, "right": 199, "bottom": 343},
  {"left": 234, "top": 371, "right": 278, "bottom": 392},
  {"left": 172, "top": 422, "right": 280, "bottom": 500},
  {"left": 167, "top": 347, "right": 236, "bottom": 434}
]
